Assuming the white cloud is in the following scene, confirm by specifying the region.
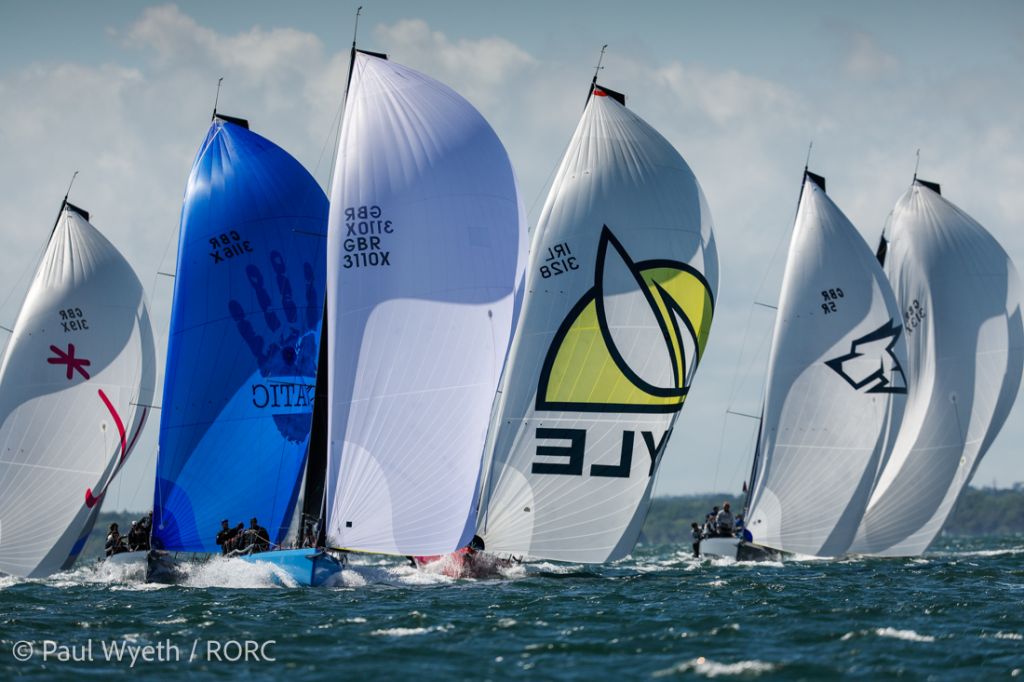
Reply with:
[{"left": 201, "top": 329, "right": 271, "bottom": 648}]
[
  {"left": 1, "top": 7, "right": 1022, "bottom": 504},
  {"left": 374, "top": 19, "right": 535, "bottom": 110},
  {"left": 844, "top": 31, "right": 900, "bottom": 80}
]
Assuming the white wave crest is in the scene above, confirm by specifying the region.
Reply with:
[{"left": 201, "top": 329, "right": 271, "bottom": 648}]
[
  {"left": 370, "top": 625, "right": 452, "bottom": 637},
  {"left": 182, "top": 556, "right": 298, "bottom": 588},
  {"left": 654, "top": 657, "right": 775, "bottom": 678},
  {"left": 874, "top": 627, "right": 935, "bottom": 643}
]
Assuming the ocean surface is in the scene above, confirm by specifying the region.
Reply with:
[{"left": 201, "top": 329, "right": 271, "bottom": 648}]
[{"left": 1, "top": 536, "right": 1021, "bottom": 680}]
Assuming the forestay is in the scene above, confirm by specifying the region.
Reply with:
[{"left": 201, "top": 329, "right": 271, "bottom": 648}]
[
  {"left": 153, "top": 118, "right": 328, "bottom": 553},
  {"left": 850, "top": 180, "right": 1023, "bottom": 556},
  {"left": 746, "top": 174, "right": 907, "bottom": 557},
  {"left": 0, "top": 204, "right": 155, "bottom": 578},
  {"left": 325, "top": 52, "right": 525, "bottom": 555},
  {"left": 476, "top": 86, "right": 719, "bottom": 563}
]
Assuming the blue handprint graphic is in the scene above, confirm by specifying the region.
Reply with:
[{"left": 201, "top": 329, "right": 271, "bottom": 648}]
[{"left": 228, "top": 250, "right": 321, "bottom": 443}]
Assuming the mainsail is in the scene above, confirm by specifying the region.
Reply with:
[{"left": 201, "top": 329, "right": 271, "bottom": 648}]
[
  {"left": 745, "top": 172, "right": 908, "bottom": 557},
  {"left": 476, "top": 85, "right": 719, "bottom": 563},
  {"left": 153, "top": 116, "right": 328, "bottom": 553},
  {"left": 0, "top": 202, "right": 155, "bottom": 577},
  {"left": 850, "top": 179, "right": 1024, "bottom": 556},
  {"left": 325, "top": 51, "right": 525, "bottom": 556}
]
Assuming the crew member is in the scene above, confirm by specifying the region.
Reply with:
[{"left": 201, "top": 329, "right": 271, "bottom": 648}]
[
  {"left": 127, "top": 521, "right": 147, "bottom": 551},
  {"left": 716, "top": 502, "right": 734, "bottom": 537},
  {"left": 691, "top": 522, "right": 702, "bottom": 558},
  {"left": 105, "top": 523, "right": 127, "bottom": 557},
  {"left": 215, "top": 519, "right": 238, "bottom": 554},
  {"left": 247, "top": 517, "right": 270, "bottom": 553}
]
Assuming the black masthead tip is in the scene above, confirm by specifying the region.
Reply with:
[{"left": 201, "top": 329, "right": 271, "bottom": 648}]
[
  {"left": 213, "top": 112, "right": 250, "bottom": 129},
  {"left": 804, "top": 169, "right": 826, "bottom": 193}
]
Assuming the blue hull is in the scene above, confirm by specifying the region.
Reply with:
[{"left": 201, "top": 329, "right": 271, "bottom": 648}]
[{"left": 236, "top": 549, "right": 344, "bottom": 586}]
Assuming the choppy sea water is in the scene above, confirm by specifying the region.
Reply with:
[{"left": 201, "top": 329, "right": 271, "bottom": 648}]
[{"left": 1, "top": 536, "right": 1021, "bottom": 680}]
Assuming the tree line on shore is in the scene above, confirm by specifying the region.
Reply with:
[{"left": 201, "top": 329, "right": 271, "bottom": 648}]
[
  {"left": 83, "top": 485, "right": 1024, "bottom": 560},
  {"left": 640, "top": 485, "right": 1024, "bottom": 546}
]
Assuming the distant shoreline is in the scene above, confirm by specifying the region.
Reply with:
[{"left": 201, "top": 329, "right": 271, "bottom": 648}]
[
  {"left": 641, "top": 486, "right": 1024, "bottom": 546},
  {"left": 87, "top": 485, "right": 1024, "bottom": 561}
]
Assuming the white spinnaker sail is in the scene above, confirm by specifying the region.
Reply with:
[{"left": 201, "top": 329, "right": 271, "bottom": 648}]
[
  {"left": 0, "top": 205, "right": 155, "bottom": 578},
  {"left": 850, "top": 180, "right": 1023, "bottom": 556},
  {"left": 476, "top": 87, "right": 718, "bottom": 563},
  {"left": 745, "top": 175, "right": 907, "bottom": 557},
  {"left": 325, "top": 52, "right": 525, "bottom": 555}
]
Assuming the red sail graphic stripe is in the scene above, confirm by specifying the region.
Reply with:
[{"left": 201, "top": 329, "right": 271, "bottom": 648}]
[
  {"left": 85, "top": 389, "right": 130, "bottom": 508},
  {"left": 97, "top": 388, "right": 128, "bottom": 462}
]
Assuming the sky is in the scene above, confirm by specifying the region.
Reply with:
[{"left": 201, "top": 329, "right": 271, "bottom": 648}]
[{"left": 1, "top": 1, "right": 1022, "bottom": 511}]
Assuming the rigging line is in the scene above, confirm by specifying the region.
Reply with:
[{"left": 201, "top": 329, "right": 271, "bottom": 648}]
[
  {"left": 352, "top": 5, "right": 362, "bottom": 48},
  {"left": 211, "top": 76, "right": 224, "bottom": 120},
  {"left": 528, "top": 48, "right": 606, "bottom": 228},
  {"left": 292, "top": 228, "right": 327, "bottom": 239},
  {"left": 317, "top": 5, "right": 363, "bottom": 192},
  {"left": 718, "top": 159, "right": 809, "bottom": 491},
  {"left": 913, "top": 148, "right": 921, "bottom": 182},
  {"left": 722, "top": 156, "right": 809, "bottom": 412},
  {"left": 591, "top": 44, "right": 607, "bottom": 89},
  {"left": 1, "top": 172, "right": 79, "bottom": 329},
  {"left": 49, "top": 170, "right": 79, "bottom": 238},
  {"left": 64, "top": 170, "right": 79, "bottom": 203},
  {"left": 712, "top": 410, "right": 729, "bottom": 491},
  {"left": 753, "top": 301, "right": 777, "bottom": 310},
  {"left": 726, "top": 410, "right": 761, "bottom": 420}
]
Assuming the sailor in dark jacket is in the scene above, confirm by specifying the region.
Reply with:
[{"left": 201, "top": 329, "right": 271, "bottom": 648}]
[
  {"left": 215, "top": 519, "right": 238, "bottom": 554},
  {"left": 247, "top": 517, "right": 270, "bottom": 553}
]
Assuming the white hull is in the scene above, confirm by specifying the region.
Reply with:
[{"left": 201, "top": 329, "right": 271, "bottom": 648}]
[
  {"left": 700, "top": 537, "right": 784, "bottom": 562},
  {"left": 104, "top": 550, "right": 148, "bottom": 566},
  {"left": 699, "top": 537, "right": 741, "bottom": 558}
]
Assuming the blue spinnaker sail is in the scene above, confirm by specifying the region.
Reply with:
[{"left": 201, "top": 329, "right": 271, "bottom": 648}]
[{"left": 153, "top": 118, "right": 328, "bottom": 552}]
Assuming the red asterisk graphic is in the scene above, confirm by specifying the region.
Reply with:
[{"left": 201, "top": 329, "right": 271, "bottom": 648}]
[{"left": 48, "top": 343, "right": 91, "bottom": 380}]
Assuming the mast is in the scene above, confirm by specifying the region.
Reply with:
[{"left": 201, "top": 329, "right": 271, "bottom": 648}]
[
  {"left": 300, "top": 306, "right": 330, "bottom": 547},
  {"left": 49, "top": 171, "right": 84, "bottom": 239},
  {"left": 745, "top": 163, "right": 821, "bottom": 520},
  {"left": 741, "top": 408, "right": 763, "bottom": 517},
  {"left": 300, "top": 5, "right": 384, "bottom": 547}
]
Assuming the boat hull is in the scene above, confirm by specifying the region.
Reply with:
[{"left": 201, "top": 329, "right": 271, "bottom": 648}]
[
  {"left": 699, "top": 537, "right": 784, "bottom": 562},
  {"left": 236, "top": 549, "right": 344, "bottom": 586},
  {"left": 146, "top": 550, "right": 189, "bottom": 584},
  {"left": 414, "top": 550, "right": 514, "bottom": 578},
  {"left": 145, "top": 548, "right": 344, "bottom": 586},
  {"left": 104, "top": 550, "right": 148, "bottom": 567}
]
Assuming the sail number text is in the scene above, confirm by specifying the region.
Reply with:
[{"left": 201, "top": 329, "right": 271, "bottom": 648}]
[
  {"left": 539, "top": 242, "right": 578, "bottom": 279},
  {"left": 251, "top": 381, "right": 315, "bottom": 410},
  {"left": 531, "top": 427, "right": 671, "bottom": 478},
  {"left": 342, "top": 205, "right": 392, "bottom": 269},
  {"left": 210, "top": 231, "right": 253, "bottom": 263},
  {"left": 904, "top": 299, "right": 926, "bottom": 335},
  {"left": 820, "top": 287, "right": 845, "bottom": 314},
  {"left": 58, "top": 307, "right": 88, "bottom": 332}
]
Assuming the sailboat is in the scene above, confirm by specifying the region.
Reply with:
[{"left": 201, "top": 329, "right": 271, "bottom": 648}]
[
  {"left": 0, "top": 197, "right": 155, "bottom": 578},
  {"left": 849, "top": 178, "right": 1024, "bottom": 556},
  {"left": 703, "top": 170, "right": 909, "bottom": 560},
  {"left": 323, "top": 49, "right": 525, "bottom": 559},
  {"left": 474, "top": 79, "right": 719, "bottom": 564},
  {"left": 148, "top": 112, "right": 340, "bottom": 585}
]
